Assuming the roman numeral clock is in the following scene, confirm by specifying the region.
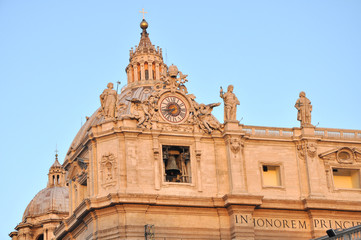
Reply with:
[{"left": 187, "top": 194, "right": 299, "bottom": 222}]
[{"left": 159, "top": 94, "right": 189, "bottom": 124}]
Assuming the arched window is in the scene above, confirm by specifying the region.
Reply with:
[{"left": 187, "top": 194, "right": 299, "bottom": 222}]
[
  {"left": 144, "top": 62, "right": 149, "bottom": 80},
  {"left": 152, "top": 62, "right": 156, "bottom": 80},
  {"left": 137, "top": 63, "right": 141, "bottom": 81},
  {"left": 36, "top": 234, "right": 44, "bottom": 240}
]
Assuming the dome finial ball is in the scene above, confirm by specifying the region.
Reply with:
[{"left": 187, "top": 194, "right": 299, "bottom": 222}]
[{"left": 140, "top": 19, "right": 148, "bottom": 30}]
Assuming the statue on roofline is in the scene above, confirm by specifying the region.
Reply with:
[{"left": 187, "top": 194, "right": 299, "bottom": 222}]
[
  {"left": 295, "top": 91, "right": 313, "bottom": 127},
  {"left": 100, "top": 82, "right": 117, "bottom": 119},
  {"left": 220, "top": 85, "right": 240, "bottom": 122}
]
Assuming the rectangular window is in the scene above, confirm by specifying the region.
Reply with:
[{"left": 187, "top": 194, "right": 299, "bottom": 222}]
[
  {"left": 333, "top": 168, "right": 360, "bottom": 189},
  {"left": 162, "top": 145, "right": 191, "bottom": 183},
  {"left": 262, "top": 165, "right": 281, "bottom": 187}
]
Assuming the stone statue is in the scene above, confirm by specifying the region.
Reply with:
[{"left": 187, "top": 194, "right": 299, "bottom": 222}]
[
  {"left": 197, "top": 103, "right": 222, "bottom": 133},
  {"left": 295, "top": 91, "right": 313, "bottom": 127},
  {"left": 129, "top": 99, "right": 151, "bottom": 128},
  {"left": 100, "top": 82, "right": 117, "bottom": 118},
  {"left": 220, "top": 85, "right": 240, "bottom": 122}
]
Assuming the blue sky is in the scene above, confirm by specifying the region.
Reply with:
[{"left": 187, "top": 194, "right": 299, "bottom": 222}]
[{"left": 1, "top": 0, "right": 360, "bottom": 238}]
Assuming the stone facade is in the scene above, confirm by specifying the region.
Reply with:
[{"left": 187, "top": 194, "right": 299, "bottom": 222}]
[{"left": 10, "top": 19, "right": 361, "bottom": 240}]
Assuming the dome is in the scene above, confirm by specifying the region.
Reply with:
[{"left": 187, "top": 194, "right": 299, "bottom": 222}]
[{"left": 22, "top": 186, "right": 69, "bottom": 221}]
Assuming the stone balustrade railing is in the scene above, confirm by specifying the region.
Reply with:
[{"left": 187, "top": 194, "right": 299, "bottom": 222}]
[
  {"left": 242, "top": 126, "right": 361, "bottom": 140},
  {"left": 314, "top": 128, "right": 361, "bottom": 139},
  {"left": 242, "top": 126, "right": 294, "bottom": 137}
]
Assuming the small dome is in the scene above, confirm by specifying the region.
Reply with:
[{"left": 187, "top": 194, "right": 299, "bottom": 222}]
[
  {"left": 50, "top": 158, "right": 62, "bottom": 169},
  {"left": 22, "top": 186, "right": 69, "bottom": 221}
]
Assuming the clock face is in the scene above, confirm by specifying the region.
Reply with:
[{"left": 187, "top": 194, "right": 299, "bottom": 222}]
[{"left": 160, "top": 96, "right": 187, "bottom": 123}]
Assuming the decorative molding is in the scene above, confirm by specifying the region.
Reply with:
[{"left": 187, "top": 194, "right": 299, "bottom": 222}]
[
  {"left": 100, "top": 153, "right": 117, "bottom": 189},
  {"left": 307, "top": 143, "right": 317, "bottom": 158},
  {"left": 296, "top": 143, "right": 305, "bottom": 160},
  {"left": 319, "top": 147, "right": 361, "bottom": 164},
  {"left": 227, "top": 137, "right": 243, "bottom": 154}
]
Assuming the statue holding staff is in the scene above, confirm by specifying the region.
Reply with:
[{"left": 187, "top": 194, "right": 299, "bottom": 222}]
[
  {"left": 294, "top": 91, "right": 313, "bottom": 127},
  {"left": 100, "top": 82, "right": 117, "bottom": 118},
  {"left": 220, "top": 85, "right": 240, "bottom": 122}
]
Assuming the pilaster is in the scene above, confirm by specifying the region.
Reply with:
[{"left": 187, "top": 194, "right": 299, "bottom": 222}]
[
  {"left": 152, "top": 132, "right": 161, "bottom": 190},
  {"left": 134, "top": 65, "right": 138, "bottom": 82},
  {"left": 155, "top": 63, "right": 160, "bottom": 80},
  {"left": 140, "top": 62, "right": 145, "bottom": 81},
  {"left": 123, "top": 132, "right": 142, "bottom": 193},
  {"left": 195, "top": 137, "right": 203, "bottom": 192},
  {"left": 149, "top": 62, "right": 153, "bottom": 80},
  {"left": 224, "top": 194, "right": 263, "bottom": 240},
  {"left": 298, "top": 126, "right": 323, "bottom": 198}
]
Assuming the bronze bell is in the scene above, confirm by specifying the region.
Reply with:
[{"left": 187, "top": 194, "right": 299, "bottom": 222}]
[{"left": 165, "top": 155, "right": 180, "bottom": 175}]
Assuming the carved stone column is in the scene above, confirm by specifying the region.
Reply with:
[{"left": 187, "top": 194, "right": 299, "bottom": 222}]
[
  {"left": 140, "top": 62, "right": 145, "bottom": 81},
  {"left": 126, "top": 67, "right": 131, "bottom": 83},
  {"left": 149, "top": 62, "right": 153, "bottom": 80},
  {"left": 155, "top": 62, "right": 160, "bottom": 80},
  {"left": 133, "top": 65, "right": 138, "bottom": 83}
]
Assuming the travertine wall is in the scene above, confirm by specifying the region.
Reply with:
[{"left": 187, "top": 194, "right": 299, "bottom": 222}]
[{"left": 55, "top": 120, "right": 361, "bottom": 240}]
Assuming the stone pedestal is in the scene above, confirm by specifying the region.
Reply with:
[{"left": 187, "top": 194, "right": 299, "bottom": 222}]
[
  {"left": 224, "top": 120, "right": 241, "bottom": 132},
  {"left": 302, "top": 126, "right": 315, "bottom": 136}
]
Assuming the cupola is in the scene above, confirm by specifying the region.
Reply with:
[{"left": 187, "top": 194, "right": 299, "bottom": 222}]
[
  {"left": 48, "top": 153, "right": 66, "bottom": 187},
  {"left": 125, "top": 18, "right": 167, "bottom": 88}
]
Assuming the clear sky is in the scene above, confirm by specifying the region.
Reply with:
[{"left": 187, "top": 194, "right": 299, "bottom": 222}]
[{"left": 1, "top": 0, "right": 360, "bottom": 238}]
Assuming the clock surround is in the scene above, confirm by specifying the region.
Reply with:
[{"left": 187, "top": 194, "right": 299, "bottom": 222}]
[{"left": 159, "top": 94, "right": 188, "bottom": 124}]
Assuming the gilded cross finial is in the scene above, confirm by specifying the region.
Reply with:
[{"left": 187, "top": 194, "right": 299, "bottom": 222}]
[
  {"left": 140, "top": 8, "right": 147, "bottom": 19},
  {"left": 55, "top": 145, "right": 59, "bottom": 160}
]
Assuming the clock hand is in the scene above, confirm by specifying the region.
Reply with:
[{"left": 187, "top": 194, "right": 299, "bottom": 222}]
[{"left": 164, "top": 107, "right": 177, "bottom": 112}]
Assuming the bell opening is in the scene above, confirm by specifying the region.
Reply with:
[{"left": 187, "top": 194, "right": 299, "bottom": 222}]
[{"left": 162, "top": 145, "right": 191, "bottom": 183}]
